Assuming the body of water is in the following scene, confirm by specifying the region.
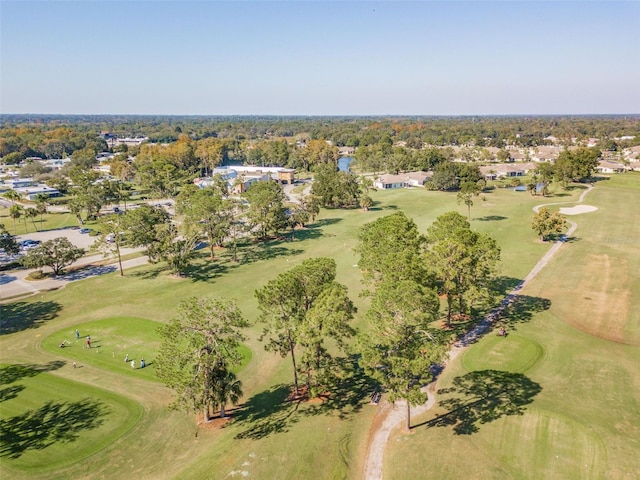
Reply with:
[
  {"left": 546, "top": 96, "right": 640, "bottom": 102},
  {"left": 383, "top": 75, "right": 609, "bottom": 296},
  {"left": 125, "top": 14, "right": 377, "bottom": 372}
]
[{"left": 338, "top": 156, "right": 353, "bottom": 172}]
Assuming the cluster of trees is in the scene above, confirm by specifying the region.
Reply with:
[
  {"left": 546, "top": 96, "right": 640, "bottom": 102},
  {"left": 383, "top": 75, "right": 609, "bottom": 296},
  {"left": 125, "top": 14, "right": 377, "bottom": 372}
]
[
  {"left": 521, "top": 146, "right": 601, "bottom": 197},
  {"left": 155, "top": 297, "right": 248, "bottom": 421},
  {"left": 2, "top": 191, "right": 48, "bottom": 234},
  {"left": 256, "top": 258, "right": 356, "bottom": 397},
  {"left": 355, "top": 211, "right": 500, "bottom": 430},
  {"left": 155, "top": 212, "right": 502, "bottom": 429},
  {"left": 4, "top": 115, "right": 638, "bottom": 166},
  {"left": 311, "top": 164, "right": 361, "bottom": 208},
  {"left": 91, "top": 175, "right": 322, "bottom": 276},
  {"left": 0, "top": 124, "right": 107, "bottom": 161},
  {"left": 155, "top": 257, "right": 357, "bottom": 422}
]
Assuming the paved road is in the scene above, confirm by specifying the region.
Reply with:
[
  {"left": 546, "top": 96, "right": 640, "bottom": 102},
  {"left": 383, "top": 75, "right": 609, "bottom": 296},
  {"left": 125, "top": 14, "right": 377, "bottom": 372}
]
[
  {"left": 1, "top": 224, "right": 146, "bottom": 299},
  {"left": 1, "top": 253, "right": 148, "bottom": 300}
]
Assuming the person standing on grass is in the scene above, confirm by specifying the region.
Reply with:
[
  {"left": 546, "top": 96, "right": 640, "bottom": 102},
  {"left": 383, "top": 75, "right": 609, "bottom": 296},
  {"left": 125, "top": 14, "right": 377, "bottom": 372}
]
[
  {"left": 86, "top": 337, "right": 91, "bottom": 348},
  {"left": 75, "top": 329, "right": 80, "bottom": 339}
]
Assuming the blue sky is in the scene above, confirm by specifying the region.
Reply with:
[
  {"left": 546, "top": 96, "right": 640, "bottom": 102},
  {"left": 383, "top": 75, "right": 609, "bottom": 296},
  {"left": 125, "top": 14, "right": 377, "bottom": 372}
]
[{"left": 1, "top": 1, "right": 639, "bottom": 115}]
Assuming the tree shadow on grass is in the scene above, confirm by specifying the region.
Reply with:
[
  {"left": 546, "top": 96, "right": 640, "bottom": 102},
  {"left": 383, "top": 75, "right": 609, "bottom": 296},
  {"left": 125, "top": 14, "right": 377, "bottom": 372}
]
[
  {"left": 184, "top": 257, "right": 232, "bottom": 282},
  {"left": 0, "top": 361, "right": 66, "bottom": 386},
  {"left": 239, "top": 243, "right": 303, "bottom": 266},
  {"left": 453, "top": 292, "right": 551, "bottom": 348},
  {"left": 500, "top": 295, "right": 552, "bottom": 329},
  {"left": 0, "top": 398, "right": 108, "bottom": 458},
  {"left": 416, "top": 370, "right": 542, "bottom": 434},
  {"left": 0, "top": 384, "right": 25, "bottom": 403},
  {"left": 491, "top": 276, "right": 523, "bottom": 296},
  {"left": 0, "top": 301, "right": 63, "bottom": 335},
  {"left": 303, "top": 356, "right": 379, "bottom": 420},
  {"left": 288, "top": 227, "right": 324, "bottom": 242},
  {"left": 128, "top": 263, "right": 169, "bottom": 280},
  {"left": 234, "top": 384, "right": 299, "bottom": 440},
  {"left": 475, "top": 215, "right": 508, "bottom": 222},
  {"left": 310, "top": 217, "right": 342, "bottom": 228}
]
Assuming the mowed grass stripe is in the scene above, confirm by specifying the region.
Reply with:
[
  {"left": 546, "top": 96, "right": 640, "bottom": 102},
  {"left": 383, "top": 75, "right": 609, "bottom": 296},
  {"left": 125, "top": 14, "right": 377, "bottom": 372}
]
[{"left": 0, "top": 367, "right": 143, "bottom": 473}]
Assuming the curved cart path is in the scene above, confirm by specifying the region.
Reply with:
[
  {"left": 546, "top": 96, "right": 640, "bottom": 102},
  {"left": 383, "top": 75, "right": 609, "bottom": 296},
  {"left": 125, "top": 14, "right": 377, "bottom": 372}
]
[{"left": 362, "top": 185, "right": 593, "bottom": 480}]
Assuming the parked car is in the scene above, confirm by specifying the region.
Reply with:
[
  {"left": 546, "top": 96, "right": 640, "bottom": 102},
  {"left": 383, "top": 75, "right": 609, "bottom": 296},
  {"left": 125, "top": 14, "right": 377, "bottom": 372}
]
[
  {"left": 20, "top": 239, "right": 41, "bottom": 250},
  {"left": 80, "top": 228, "right": 92, "bottom": 234}
]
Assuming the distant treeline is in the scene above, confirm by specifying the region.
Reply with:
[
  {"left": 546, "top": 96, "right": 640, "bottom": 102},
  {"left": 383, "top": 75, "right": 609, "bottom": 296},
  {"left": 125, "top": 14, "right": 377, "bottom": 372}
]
[{"left": 1, "top": 115, "right": 639, "bottom": 159}]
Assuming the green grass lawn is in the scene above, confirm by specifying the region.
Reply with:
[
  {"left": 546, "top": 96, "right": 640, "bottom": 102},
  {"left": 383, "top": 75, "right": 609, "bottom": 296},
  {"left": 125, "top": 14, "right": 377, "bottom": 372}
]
[
  {"left": 2, "top": 175, "right": 638, "bottom": 479},
  {"left": 40, "top": 317, "right": 252, "bottom": 381},
  {"left": 462, "top": 333, "right": 545, "bottom": 373},
  {"left": 0, "top": 363, "right": 143, "bottom": 473},
  {"left": 384, "top": 173, "right": 640, "bottom": 480},
  {"left": 0, "top": 209, "right": 83, "bottom": 235}
]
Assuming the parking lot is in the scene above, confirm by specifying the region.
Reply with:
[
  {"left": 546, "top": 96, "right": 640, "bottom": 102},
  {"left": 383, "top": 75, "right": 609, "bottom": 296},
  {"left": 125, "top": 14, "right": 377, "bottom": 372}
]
[{"left": 16, "top": 227, "right": 99, "bottom": 251}]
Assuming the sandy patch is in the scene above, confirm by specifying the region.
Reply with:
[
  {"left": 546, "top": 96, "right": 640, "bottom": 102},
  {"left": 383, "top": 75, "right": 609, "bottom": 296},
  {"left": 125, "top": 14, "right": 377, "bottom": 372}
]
[{"left": 559, "top": 205, "right": 598, "bottom": 215}]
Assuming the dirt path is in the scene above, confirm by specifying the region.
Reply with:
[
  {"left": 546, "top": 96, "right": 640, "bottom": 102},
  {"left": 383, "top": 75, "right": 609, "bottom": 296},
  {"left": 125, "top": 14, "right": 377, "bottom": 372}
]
[{"left": 362, "top": 185, "right": 593, "bottom": 480}]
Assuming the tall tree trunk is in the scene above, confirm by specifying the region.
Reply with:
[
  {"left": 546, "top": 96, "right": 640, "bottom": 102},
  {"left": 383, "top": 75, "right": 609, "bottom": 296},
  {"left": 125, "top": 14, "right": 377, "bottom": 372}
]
[
  {"left": 446, "top": 293, "right": 453, "bottom": 326},
  {"left": 220, "top": 404, "right": 226, "bottom": 418},
  {"left": 204, "top": 404, "right": 210, "bottom": 422},
  {"left": 116, "top": 245, "right": 124, "bottom": 276},
  {"left": 289, "top": 337, "right": 299, "bottom": 396},
  {"left": 406, "top": 402, "right": 411, "bottom": 432}
]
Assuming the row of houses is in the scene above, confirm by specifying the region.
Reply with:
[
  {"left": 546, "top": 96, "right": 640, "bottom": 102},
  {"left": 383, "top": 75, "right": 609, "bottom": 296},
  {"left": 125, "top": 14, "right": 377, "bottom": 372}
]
[{"left": 373, "top": 156, "right": 635, "bottom": 191}]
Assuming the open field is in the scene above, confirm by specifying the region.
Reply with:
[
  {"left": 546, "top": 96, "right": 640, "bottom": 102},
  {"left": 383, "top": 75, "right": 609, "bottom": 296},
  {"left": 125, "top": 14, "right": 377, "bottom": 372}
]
[
  {"left": 2, "top": 175, "right": 639, "bottom": 479},
  {"left": 384, "top": 173, "right": 640, "bottom": 480}
]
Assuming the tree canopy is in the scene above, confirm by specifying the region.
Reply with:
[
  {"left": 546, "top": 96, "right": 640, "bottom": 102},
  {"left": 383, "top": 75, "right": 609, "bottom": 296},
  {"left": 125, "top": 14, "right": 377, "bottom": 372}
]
[
  {"left": 532, "top": 207, "right": 568, "bottom": 241},
  {"left": 256, "top": 257, "right": 355, "bottom": 397},
  {"left": 20, "top": 237, "right": 84, "bottom": 275},
  {"left": 359, "top": 279, "right": 444, "bottom": 431},
  {"left": 155, "top": 296, "right": 249, "bottom": 422}
]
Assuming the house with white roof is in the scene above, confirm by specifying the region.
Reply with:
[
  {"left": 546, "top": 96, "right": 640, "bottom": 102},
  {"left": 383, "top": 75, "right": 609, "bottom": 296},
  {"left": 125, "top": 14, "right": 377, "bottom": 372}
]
[{"left": 373, "top": 171, "right": 432, "bottom": 189}]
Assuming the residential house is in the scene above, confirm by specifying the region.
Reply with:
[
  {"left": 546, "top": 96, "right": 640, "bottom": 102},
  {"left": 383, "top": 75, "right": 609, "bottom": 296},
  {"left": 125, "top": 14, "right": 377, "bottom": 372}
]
[
  {"left": 373, "top": 171, "right": 432, "bottom": 189},
  {"left": 531, "top": 146, "right": 561, "bottom": 163},
  {"left": 596, "top": 160, "right": 627, "bottom": 174},
  {"left": 480, "top": 162, "right": 536, "bottom": 179},
  {"left": 374, "top": 174, "right": 406, "bottom": 190},
  {"left": 404, "top": 171, "right": 432, "bottom": 187},
  {"left": 338, "top": 146, "right": 355, "bottom": 156}
]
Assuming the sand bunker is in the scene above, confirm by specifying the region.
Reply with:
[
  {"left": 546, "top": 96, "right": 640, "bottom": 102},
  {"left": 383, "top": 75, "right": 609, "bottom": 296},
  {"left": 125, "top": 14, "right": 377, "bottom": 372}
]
[{"left": 559, "top": 205, "right": 598, "bottom": 215}]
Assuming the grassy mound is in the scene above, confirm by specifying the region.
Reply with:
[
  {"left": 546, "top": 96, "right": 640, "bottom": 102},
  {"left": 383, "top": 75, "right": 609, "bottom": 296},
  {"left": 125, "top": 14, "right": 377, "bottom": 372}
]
[
  {"left": 462, "top": 334, "right": 545, "bottom": 373},
  {"left": 0, "top": 363, "right": 143, "bottom": 473},
  {"left": 41, "top": 317, "right": 252, "bottom": 381}
]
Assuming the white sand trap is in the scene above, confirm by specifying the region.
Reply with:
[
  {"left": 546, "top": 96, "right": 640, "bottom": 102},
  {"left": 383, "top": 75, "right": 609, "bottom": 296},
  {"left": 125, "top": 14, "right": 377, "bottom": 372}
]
[{"left": 559, "top": 205, "right": 598, "bottom": 215}]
